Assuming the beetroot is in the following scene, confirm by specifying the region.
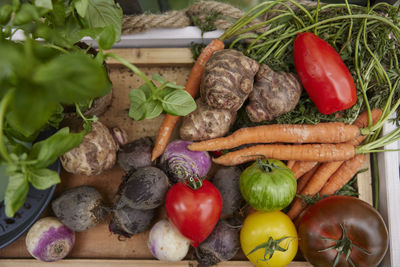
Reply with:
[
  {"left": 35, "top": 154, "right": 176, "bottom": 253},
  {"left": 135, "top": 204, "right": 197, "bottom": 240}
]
[{"left": 117, "top": 136, "right": 154, "bottom": 172}]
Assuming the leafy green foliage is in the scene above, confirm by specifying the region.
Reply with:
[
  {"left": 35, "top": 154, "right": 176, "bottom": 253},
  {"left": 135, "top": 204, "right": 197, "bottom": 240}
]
[
  {"left": 0, "top": 0, "right": 122, "bottom": 217},
  {"left": 128, "top": 74, "right": 196, "bottom": 120}
]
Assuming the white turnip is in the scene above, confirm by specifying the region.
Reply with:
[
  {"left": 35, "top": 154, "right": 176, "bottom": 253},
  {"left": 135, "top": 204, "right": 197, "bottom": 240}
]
[
  {"left": 51, "top": 185, "right": 109, "bottom": 232},
  {"left": 148, "top": 219, "right": 190, "bottom": 262},
  {"left": 25, "top": 217, "right": 75, "bottom": 262}
]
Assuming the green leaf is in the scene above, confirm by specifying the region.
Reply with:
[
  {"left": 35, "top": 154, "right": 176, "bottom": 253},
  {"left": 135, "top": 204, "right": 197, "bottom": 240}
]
[
  {"left": 144, "top": 101, "right": 163, "bottom": 119},
  {"left": 34, "top": 51, "right": 112, "bottom": 104},
  {"left": 28, "top": 127, "right": 85, "bottom": 169},
  {"left": 12, "top": 3, "right": 39, "bottom": 25},
  {"left": 152, "top": 74, "right": 184, "bottom": 90},
  {"left": 74, "top": 0, "right": 89, "bottom": 17},
  {"left": 0, "top": 4, "right": 13, "bottom": 25},
  {"left": 7, "top": 88, "right": 58, "bottom": 138},
  {"left": 28, "top": 168, "right": 60, "bottom": 190},
  {"left": 4, "top": 172, "right": 29, "bottom": 217},
  {"left": 129, "top": 88, "right": 147, "bottom": 121},
  {"left": 98, "top": 24, "right": 116, "bottom": 50},
  {"left": 84, "top": 0, "right": 123, "bottom": 41},
  {"left": 0, "top": 165, "right": 8, "bottom": 202},
  {"left": 34, "top": 0, "right": 52, "bottom": 10},
  {"left": 162, "top": 90, "right": 196, "bottom": 116}
]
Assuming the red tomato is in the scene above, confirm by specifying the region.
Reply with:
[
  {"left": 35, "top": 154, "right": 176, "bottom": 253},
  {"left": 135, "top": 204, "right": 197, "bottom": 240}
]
[
  {"left": 297, "top": 195, "right": 388, "bottom": 267},
  {"left": 165, "top": 179, "right": 222, "bottom": 247},
  {"left": 293, "top": 32, "right": 357, "bottom": 115}
]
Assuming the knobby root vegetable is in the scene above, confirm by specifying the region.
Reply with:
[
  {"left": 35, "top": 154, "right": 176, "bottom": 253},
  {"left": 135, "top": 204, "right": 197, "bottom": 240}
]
[
  {"left": 212, "top": 166, "right": 243, "bottom": 216},
  {"left": 117, "top": 136, "right": 154, "bottom": 172},
  {"left": 159, "top": 140, "right": 211, "bottom": 184},
  {"left": 61, "top": 121, "right": 128, "bottom": 176},
  {"left": 151, "top": 39, "right": 225, "bottom": 161},
  {"left": 195, "top": 218, "right": 242, "bottom": 267},
  {"left": 51, "top": 185, "right": 109, "bottom": 232},
  {"left": 115, "top": 166, "right": 169, "bottom": 210},
  {"left": 180, "top": 99, "right": 236, "bottom": 141},
  {"left": 26, "top": 217, "right": 75, "bottom": 262},
  {"left": 148, "top": 219, "right": 190, "bottom": 261},
  {"left": 109, "top": 205, "right": 156, "bottom": 237},
  {"left": 246, "top": 64, "right": 302, "bottom": 122},
  {"left": 212, "top": 143, "right": 356, "bottom": 166},
  {"left": 188, "top": 122, "right": 360, "bottom": 152},
  {"left": 200, "top": 49, "right": 259, "bottom": 112}
]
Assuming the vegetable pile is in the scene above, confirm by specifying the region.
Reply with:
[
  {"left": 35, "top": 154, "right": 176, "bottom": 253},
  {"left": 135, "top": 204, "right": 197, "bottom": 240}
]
[{"left": 16, "top": 0, "right": 400, "bottom": 266}]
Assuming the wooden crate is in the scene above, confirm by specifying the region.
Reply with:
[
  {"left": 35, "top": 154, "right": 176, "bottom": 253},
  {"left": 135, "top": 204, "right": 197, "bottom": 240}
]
[{"left": 0, "top": 48, "right": 373, "bottom": 266}]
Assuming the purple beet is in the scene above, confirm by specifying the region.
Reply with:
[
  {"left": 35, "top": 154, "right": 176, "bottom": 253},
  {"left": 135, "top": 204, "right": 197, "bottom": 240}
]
[{"left": 25, "top": 217, "right": 75, "bottom": 262}]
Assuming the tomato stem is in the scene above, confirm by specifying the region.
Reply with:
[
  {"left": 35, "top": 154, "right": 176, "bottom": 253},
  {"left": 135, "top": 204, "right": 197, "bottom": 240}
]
[
  {"left": 318, "top": 224, "right": 371, "bottom": 267},
  {"left": 185, "top": 176, "right": 203, "bottom": 190},
  {"left": 247, "top": 236, "right": 296, "bottom": 263}
]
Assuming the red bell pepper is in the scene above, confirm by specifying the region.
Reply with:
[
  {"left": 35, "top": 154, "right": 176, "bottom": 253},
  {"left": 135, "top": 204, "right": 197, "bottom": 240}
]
[{"left": 293, "top": 32, "right": 357, "bottom": 115}]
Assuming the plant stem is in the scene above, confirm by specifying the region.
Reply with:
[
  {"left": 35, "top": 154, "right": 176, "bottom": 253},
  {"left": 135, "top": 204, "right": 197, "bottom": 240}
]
[{"left": 0, "top": 90, "right": 14, "bottom": 163}]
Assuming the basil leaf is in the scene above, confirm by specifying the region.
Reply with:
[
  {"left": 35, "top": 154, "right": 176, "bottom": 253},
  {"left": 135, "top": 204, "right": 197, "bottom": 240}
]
[
  {"left": 13, "top": 3, "right": 39, "bottom": 25},
  {"left": 84, "top": 0, "right": 122, "bottom": 41},
  {"left": 98, "top": 24, "right": 116, "bottom": 50},
  {"left": 28, "top": 127, "right": 85, "bottom": 169},
  {"left": 0, "top": 4, "right": 13, "bottom": 24},
  {"left": 34, "top": 51, "right": 112, "bottom": 104},
  {"left": 129, "top": 89, "right": 147, "bottom": 121},
  {"left": 28, "top": 168, "right": 60, "bottom": 190},
  {"left": 152, "top": 74, "right": 184, "bottom": 90},
  {"left": 162, "top": 90, "right": 196, "bottom": 116},
  {"left": 158, "top": 86, "right": 177, "bottom": 99},
  {"left": 34, "top": 0, "right": 52, "bottom": 10},
  {"left": 144, "top": 101, "right": 163, "bottom": 119},
  {"left": 73, "top": 0, "right": 89, "bottom": 17},
  {"left": 7, "top": 90, "right": 58, "bottom": 138},
  {"left": 4, "top": 172, "right": 29, "bottom": 217},
  {"left": 0, "top": 165, "right": 8, "bottom": 202}
]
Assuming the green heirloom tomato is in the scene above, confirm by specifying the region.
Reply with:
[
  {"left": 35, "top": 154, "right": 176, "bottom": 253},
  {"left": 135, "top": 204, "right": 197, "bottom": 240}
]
[{"left": 240, "top": 159, "right": 296, "bottom": 211}]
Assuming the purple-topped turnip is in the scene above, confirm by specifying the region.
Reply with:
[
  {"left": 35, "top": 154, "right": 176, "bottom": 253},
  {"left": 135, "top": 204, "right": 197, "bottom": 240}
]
[
  {"left": 148, "top": 219, "right": 190, "bottom": 261},
  {"left": 60, "top": 121, "right": 128, "bottom": 176},
  {"left": 159, "top": 140, "right": 211, "bottom": 184},
  {"left": 26, "top": 217, "right": 75, "bottom": 262},
  {"left": 51, "top": 185, "right": 109, "bottom": 232}
]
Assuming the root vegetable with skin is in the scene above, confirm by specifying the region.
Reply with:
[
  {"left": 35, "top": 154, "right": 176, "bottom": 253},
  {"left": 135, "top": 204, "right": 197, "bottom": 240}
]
[
  {"left": 51, "top": 185, "right": 109, "bottom": 232},
  {"left": 200, "top": 49, "right": 259, "bottom": 112},
  {"left": 109, "top": 205, "right": 156, "bottom": 238},
  {"left": 188, "top": 122, "right": 360, "bottom": 152},
  {"left": 60, "top": 121, "right": 128, "bottom": 176},
  {"left": 180, "top": 99, "right": 237, "bottom": 141},
  {"left": 151, "top": 39, "right": 225, "bottom": 161},
  {"left": 26, "top": 217, "right": 75, "bottom": 262},
  {"left": 147, "top": 219, "right": 191, "bottom": 261},
  {"left": 117, "top": 136, "right": 154, "bottom": 172},
  {"left": 246, "top": 64, "right": 302, "bottom": 122},
  {"left": 115, "top": 166, "right": 169, "bottom": 210},
  {"left": 212, "top": 166, "right": 243, "bottom": 216}
]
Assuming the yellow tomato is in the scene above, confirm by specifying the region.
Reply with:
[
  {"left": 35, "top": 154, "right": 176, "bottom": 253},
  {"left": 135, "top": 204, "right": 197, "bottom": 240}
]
[{"left": 240, "top": 211, "right": 298, "bottom": 267}]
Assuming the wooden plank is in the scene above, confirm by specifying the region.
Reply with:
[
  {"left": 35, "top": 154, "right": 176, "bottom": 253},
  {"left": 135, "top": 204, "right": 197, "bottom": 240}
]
[
  {"left": 357, "top": 154, "right": 373, "bottom": 206},
  {"left": 105, "top": 48, "right": 194, "bottom": 66},
  {"left": 0, "top": 259, "right": 312, "bottom": 267}
]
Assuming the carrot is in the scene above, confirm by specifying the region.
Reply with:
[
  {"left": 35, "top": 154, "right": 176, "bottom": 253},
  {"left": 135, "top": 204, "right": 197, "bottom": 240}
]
[
  {"left": 188, "top": 122, "right": 360, "bottom": 152},
  {"left": 286, "top": 109, "right": 382, "bottom": 219},
  {"left": 290, "top": 161, "right": 318, "bottom": 179},
  {"left": 212, "top": 143, "right": 356, "bottom": 166},
  {"left": 151, "top": 39, "right": 225, "bottom": 161},
  {"left": 286, "top": 160, "right": 296, "bottom": 169},
  {"left": 320, "top": 154, "right": 367, "bottom": 195},
  {"left": 287, "top": 161, "right": 344, "bottom": 219},
  {"left": 296, "top": 163, "right": 320, "bottom": 193}
]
